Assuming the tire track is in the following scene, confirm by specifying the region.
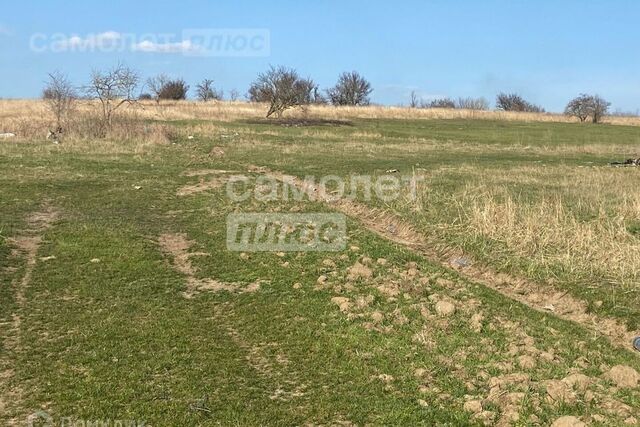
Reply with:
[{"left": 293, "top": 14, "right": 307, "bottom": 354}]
[{"left": 258, "top": 166, "right": 639, "bottom": 354}]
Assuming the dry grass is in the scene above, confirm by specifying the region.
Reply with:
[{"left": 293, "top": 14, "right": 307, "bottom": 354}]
[
  {"left": 3, "top": 100, "right": 640, "bottom": 137},
  {"left": 462, "top": 189, "right": 640, "bottom": 284},
  {"left": 413, "top": 165, "right": 640, "bottom": 294}
]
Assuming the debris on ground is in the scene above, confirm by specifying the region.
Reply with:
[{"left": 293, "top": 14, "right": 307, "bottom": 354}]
[
  {"left": 450, "top": 256, "right": 472, "bottom": 268},
  {"left": 610, "top": 158, "right": 640, "bottom": 166}
]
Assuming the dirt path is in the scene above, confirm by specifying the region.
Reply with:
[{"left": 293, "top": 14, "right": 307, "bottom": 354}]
[
  {"left": 0, "top": 204, "right": 59, "bottom": 425},
  {"left": 158, "top": 232, "right": 263, "bottom": 298},
  {"left": 259, "top": 167, "right": 640, "bottom": 354}
]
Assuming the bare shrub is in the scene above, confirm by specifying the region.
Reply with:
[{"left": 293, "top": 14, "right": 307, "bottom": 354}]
[
  {"left": 496, "top": 93, "right": 544, "bottom": 112},
  {"left": 457, "top": 97, "right": 490, "bottom": 110},
  {"left": 229, "top": 89, "right": 240, "bottom": 101},
  {"left": 158, "top": 79, "right": 189, "bottom": 100},
  {"left": 248, "top": 65, "right": 317, "bottom": 118},
  {"left": 146, "top": 74, "right": 169, "bottom": 103},
  {"left": 42, "top": 71, "right": 77, "bottom": 132},
  {"left": 84, "top": 63, "right": 140, "bottom": 132},
  {"left": 196, "top": 79, "right": 222, "bottom": 102},
  {"left": 410, "top": 91, "right": 420, "bottom": 108},
  {"left": 327, "top": 71, "right": 372, "bottom": 106},
  {"left": 426, "top": 98, "right": 456, "bottom": 109}
]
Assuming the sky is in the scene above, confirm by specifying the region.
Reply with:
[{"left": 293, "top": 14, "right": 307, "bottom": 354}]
[{"left": 0, "top": 0, "right": 639, "bottom": 112}]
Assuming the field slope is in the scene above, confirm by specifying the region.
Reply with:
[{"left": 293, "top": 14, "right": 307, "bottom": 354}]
[{"left": 1, "top": 116, "right": 640, "bottom": 426}]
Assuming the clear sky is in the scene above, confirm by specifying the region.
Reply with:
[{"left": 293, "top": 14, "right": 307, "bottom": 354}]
[{"left": 0, "top": 0, "right": 638, "bottom": 112}]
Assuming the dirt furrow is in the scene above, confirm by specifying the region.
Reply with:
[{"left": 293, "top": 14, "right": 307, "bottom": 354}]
[
  {"left": 261, "top": 167, "right": 640, "bottom": 354},
  {"left": 0, "top": 204, "right": 59, "bottom": 425}
]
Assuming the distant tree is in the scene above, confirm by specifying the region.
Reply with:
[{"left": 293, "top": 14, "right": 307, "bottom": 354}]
[
  {"left": 138, "top": 93, "right": 153, "bottom": 101},
  {"left": 410, "top": 91, "right": 420, "bottom": 108},
  {"left": 42, "top": 70, "right": 77, "bottom": 131},
  {"left": 426, "top": 98, "right": 456, "bottom": 109},
  {"left": 85, "top": 63, "right": 140, "bottom": 128},
  {"left": 248, "top": 65, "right": 317, "bottom": 118},
  {"left": 229, "top": 89, "right": 240, "bottom": 101},
  {"left": 311, "top": 86, "right": 327, "bottom": 105},
  {"left": 589, "top": 95, "right": 611, "bottom": 124},
  {"left": 146, "top": 74, "right": 169, "bottom": 103},
  {"left": 196, "top": 78, "right": 222, "bottom": 101},
  {"left": 327, "top": 71, "right": 372, "bottom": 106},
  {"left": 457, "top": 97, "right": 490, "bottom": 111},
  {"left": 496, "top": 93, "right": 544, "bottom": 113},
  {"left": 158, "top": 78, "right": 189, "bottom": 100},
  {"left": 565, "top": 94, "right": 610, "bottom": 123},
  {"left": 564, "top": 94, "right": 592, "bottom": 122}
]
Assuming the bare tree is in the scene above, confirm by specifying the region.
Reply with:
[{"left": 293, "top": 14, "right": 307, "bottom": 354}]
[
  {"left": 409, "top": 90, "right": 419, "bottom": 108},
  {"left": 85, "top": 63, "right": 140, "bottom": 129},
  {"left": 564, "top": 94, "right": 591, "bottom": 122},
  {"left": 248, "top": 66, "right": 317, "bottom": 118},
  {"left": 42, "top": 71, "right": 77, "bottom": 132},
  {"left": 311, "top": 87, "right": 327, "bottom": 105},
  {"left": 327, "top": 71, "right": 372, "bottom": 106},
  {"left": 196, "top": 79, "right": 222, "bottom": 102},
  {"left": 229, "top": 89, "right": 240, "bottom": 102},
  {"left": 146, "top": 74, "right": 169, "bottom": 104},
  {"left": 456, "top": 97, "right": 490, "bottom": 110},
  {"left": 565, "top": 94, "right": 610, "bottom": 123},
  {"left": 496, "top": 93, "right": 544, "bottom": 113},
  {"left": 590, "top": 95, "right": 611, "bottom": 123}
]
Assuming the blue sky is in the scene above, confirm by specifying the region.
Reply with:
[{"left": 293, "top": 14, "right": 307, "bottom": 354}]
[{"left": 0, "top": 0, "right": 638, "bottom": 112}]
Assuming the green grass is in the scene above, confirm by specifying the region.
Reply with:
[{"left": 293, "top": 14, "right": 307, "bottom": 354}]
[{"left": 1, "top": 117, "right": 639, "bottom": 426}]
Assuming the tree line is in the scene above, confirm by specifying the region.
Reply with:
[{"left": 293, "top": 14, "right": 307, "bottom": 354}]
[{"left": 42, "top": 62, "right": 613, "bottom": 129}]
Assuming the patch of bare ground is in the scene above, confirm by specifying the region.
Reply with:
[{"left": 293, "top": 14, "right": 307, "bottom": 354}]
[
  {"left": 226, "top": 328, "right": 307, "bottom": 401},
  {"left": 1, "top": 203, "right": 59, "bottom": 425},
  {"left": 157, "top": 233, "right": 263, "bottom": 298},
  {"left": 176, "top": 176, "right": 226, "bottom": 197},
  {"left": 259, "top": 166, "right": 640, "bottom": 353},
  {"left": 180, "top": 169, "right": 237, "bottom": 177}
]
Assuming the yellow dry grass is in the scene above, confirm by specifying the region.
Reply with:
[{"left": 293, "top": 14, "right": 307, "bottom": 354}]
[
  {"left": 2, "top": 99, "right": 640, "bottom": 135},
  {"left": 408, "top": 164, "right": 640, "bottom": 293}
]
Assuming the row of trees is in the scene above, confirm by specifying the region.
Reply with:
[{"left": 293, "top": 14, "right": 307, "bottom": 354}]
[
  {"left": 247, "top": 67, "right": 373, "bottom": 117},
  {"left": 409, "top": 93, "right": 544, "bottom": 112},
  {"left": 42, "top": 62, "right": 613, "bottom": 130},
  {"left": 410, "top": 91, "right": 610, "bottom": 123},
  {"left": 43, "top": 64, "right": 374, "bottom": 123}
]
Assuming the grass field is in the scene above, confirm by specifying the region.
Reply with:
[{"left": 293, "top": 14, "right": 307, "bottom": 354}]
[{"left": 2, "top": 103, "right": 640, "bottom": 426}]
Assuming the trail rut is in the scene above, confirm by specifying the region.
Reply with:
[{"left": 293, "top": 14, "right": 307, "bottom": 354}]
[{"left": 258, "top": 166, "right": 640, "bottom": 353}]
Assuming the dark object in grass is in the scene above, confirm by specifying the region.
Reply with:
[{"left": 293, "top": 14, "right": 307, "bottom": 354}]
[
  {"left": 610, "top": 158, "right": 640, "bottom": 166},
  {"left": 634, "top": 337, "right": 640, "bottom": 352}
]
